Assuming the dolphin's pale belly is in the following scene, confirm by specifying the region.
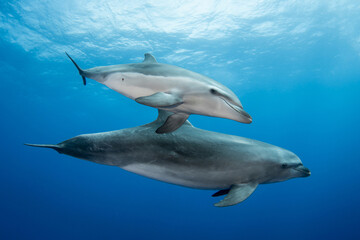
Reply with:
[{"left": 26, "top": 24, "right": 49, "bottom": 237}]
[
  {"left": 103, "top": 72, "right": 205, "bottom": 100},
  {"left": 117, "top": 154, "right": 249, "bottom": 189},
  {"left": 121, "top": 163, "right": 236, "bottom": 189}
]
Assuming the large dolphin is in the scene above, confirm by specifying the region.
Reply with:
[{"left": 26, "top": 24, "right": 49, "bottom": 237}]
[
  {"left": 65, "top": 53, "right": 252, "bottom": 133},
  {"left": 25, "top": 111, "right": 310, "bottom": 207}
]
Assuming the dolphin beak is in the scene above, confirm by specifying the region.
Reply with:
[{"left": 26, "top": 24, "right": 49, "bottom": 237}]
[
  {"left": 294, "top": 165, "right": 311, "bottom": 177},
  {"left": 221, "top": 98, "right": 252, "bottom": 123},
  {"left": 238, "top": 109, "right": 252, "bottom": 123}
]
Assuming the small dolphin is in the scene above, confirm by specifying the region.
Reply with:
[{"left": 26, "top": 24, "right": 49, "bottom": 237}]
[
  {"left": 65, "top": 52, "right": 252, "bottom": 133},
  {"left": 25, "top": 111, "right": 310, "bottom": 207}
]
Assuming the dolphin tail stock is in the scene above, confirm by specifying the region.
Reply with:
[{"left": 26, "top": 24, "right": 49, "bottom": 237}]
[
  {"left": 65, "top": 52, "right": 87, "bottom": 86},
  {"left": 24, "top": 143, "right": 61, "bottom": 153}
]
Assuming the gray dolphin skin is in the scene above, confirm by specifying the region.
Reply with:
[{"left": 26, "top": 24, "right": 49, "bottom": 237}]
[
  {"left": 25, "top": 110, "right": 310, "bottom": 207},
  {"left": 65, "top": 52, "right": 252, "bottom": 134}
]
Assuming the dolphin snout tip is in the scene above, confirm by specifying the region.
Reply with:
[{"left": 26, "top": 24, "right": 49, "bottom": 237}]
[
  {"left": 295, "top": 165, "right": 311, "bottom": 177},
  {"left": 240, "top": 110, "right": 252, "bottom": 124},
  {"left": 243, "top": 117, "right": 252, "bottom": 124}
]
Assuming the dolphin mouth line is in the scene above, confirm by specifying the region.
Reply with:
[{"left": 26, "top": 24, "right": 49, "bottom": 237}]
[
  {"left": 294, "top": 165, "right": 311, "bottom": 176},
  {"left": 220, "top": 98, "right": 252, "bottom": 120}
]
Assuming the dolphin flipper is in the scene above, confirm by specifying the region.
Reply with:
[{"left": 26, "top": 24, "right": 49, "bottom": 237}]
[
  {"left": 135, "top": 92, "right": 183, "bottom": 108},
  {"left": 212, "top": 189, "right": 230, "bottom": 197},
  {"left": 156, "top": 113, "right": 189, "bottom": 134},
  {"left": 214, "top": 183, "right": 258, "bottom": 207}
]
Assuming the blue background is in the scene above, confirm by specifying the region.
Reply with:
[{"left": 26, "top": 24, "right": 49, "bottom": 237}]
[{"left": 1, "top": 1, "right": 359, "bottom": 239}]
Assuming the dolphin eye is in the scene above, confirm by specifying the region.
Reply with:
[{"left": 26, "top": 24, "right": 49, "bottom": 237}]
[
  {"left": 210, "top": 89, "right": 217, "bottom": 95},
  {"left": 281, "top": 164, "right": 288, "bottom": 169}
]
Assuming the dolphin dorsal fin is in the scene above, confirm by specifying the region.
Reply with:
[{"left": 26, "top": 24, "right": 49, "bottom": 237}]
[
  {"left": 143, "top": 53, "right": 157, "bottom": 63},
  {"left": 157, "top": 110, "right": 192, "bottom": 127}
]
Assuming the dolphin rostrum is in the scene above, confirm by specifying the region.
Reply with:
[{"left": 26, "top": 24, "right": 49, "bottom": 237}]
[
  {"left": 65, "top": 52, "right": 252, "bottom": 134},
  {"left": 25, "top": 110, "right": 310, "bottom": 207}
]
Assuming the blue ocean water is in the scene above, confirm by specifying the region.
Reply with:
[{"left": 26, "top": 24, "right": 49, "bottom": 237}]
[{"left": 1, "top": 1, "right": 360, "bottom": 239}]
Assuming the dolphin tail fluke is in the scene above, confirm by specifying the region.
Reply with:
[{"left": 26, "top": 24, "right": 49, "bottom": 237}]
[
  {"left": 24, "top": 143, "right": 61, "bottom": 153},
  {"left": 65, "top": 52, "right": 87, "bottom": 86}
]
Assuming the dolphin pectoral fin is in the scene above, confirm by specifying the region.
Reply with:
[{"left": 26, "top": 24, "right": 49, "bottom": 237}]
[
  {"left": 135, "top": 92, "right": 183, "bottom": 108},
  {"left": 212, "top": 189, "right": 230, "bottom": 197},
  {"left": 214, "top": 183, "right": 258, "bottom": 207},
  {"left": 155, "top": 113, "right": 189, "bottom": 134}
]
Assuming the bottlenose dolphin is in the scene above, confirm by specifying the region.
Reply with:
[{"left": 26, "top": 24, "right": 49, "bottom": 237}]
[
  {"left": 25, "top": 110, "right": 310, "bottom": 207},
  {"left": 65, "top": 52, "right": 252, "bottom": 133}
]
